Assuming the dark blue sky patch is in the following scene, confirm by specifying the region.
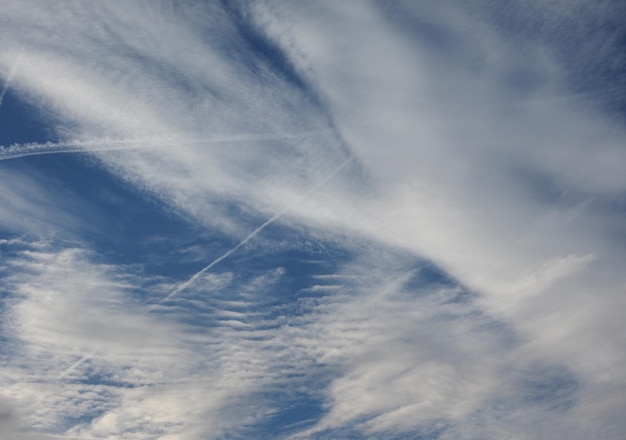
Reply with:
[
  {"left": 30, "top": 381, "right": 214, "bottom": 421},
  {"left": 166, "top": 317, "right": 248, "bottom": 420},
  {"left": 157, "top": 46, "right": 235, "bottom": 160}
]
[
  {"left": 4, "top": 153, "right": 208, "bottom": 271},
  {"left": 67, "top": 358, "right": 139, "bottom": 390},
  {"left": 243, "top": 390, "right": 328, "bottom": 438},
  {"left": 0, "top": 89, "right": 56, "bottom": 146},
  {"left": 77, "top": 377, "right": 137, "bottom": 390},
  {"left": 402, "top": 261, "right": 460, "bottom": 292}
]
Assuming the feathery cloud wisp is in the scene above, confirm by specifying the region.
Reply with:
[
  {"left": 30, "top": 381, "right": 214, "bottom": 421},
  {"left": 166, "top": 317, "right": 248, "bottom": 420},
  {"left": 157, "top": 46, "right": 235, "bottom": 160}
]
[{"left": 0, "top": 0, "right": 625, "bottom": 438}]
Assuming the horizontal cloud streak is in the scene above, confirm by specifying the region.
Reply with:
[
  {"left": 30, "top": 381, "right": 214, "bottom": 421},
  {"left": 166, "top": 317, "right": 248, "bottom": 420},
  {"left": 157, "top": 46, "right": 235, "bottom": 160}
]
[{"left": 0, "top": 131, "right": 332, "bottom": 162}]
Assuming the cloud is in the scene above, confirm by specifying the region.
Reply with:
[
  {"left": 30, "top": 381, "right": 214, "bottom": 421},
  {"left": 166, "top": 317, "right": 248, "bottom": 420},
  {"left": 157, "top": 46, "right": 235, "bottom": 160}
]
[
  {"left": 0, "top": 0, "right": 625, "bottom": 438},
  {"left": 0, "top": 52, "right": 22, "bottom": 111},
  {"left": 252, "top": 0, "right": 626, "bottom": 436},
  {"left": 161, "top": 155, "right": 353, "bottom": 304},
  {"left": 0, "top": 397, "right": 47, "bottom": 440},
  {"left": 0, "top": 243, "right": 177, "bottom": 433},
  {"left": 1, "top": 240, "right": 326, "bottom": 438}
]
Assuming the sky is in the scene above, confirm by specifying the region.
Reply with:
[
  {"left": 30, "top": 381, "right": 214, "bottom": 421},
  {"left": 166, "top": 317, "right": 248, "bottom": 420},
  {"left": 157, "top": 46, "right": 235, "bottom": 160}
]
[{"left": 0, "top": 1, "right": 625, "bottom": 439}]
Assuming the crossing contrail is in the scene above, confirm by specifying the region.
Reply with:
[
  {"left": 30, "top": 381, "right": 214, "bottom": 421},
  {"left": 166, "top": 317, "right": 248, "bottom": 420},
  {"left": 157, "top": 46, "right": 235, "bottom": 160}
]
[
  {"left": 0, "top": 130, "right": 332, "bottom": 162},
  {"left": 158, "top": 155, "right": 355, "bottom": 305}
]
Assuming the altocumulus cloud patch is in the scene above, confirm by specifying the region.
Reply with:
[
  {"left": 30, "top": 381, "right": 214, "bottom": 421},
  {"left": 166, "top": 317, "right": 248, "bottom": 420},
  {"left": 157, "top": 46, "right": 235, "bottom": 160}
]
[{"left": 0, "top": 1, "right": 625, "bottom": 439}]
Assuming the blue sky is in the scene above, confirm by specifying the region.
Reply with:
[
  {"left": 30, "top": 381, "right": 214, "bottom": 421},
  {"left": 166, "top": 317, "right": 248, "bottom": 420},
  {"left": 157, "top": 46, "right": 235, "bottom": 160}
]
[{"left": 1, "top": 1, "right": 625, "bottom": 439}]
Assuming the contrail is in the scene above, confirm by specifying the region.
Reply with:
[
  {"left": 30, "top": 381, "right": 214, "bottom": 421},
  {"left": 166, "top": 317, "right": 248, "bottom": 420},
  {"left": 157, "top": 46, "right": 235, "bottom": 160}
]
[
  {"left": 0, "top": 130, "right": 332, "bottom": 162},
  {"left": 60, "top": 155, "right": 354, "bottom": 381},
  {"left": 57, "top": 353, "right": 92, "bottom": 380},
  {"left": 158, "top": 155, "right": 355, "bottom": 304},
  {"left": 0, "top": 140, "right": 142, "bottom": 161},
  {"left": 0, "top": 53, "right": 23, "bottom": 110}
]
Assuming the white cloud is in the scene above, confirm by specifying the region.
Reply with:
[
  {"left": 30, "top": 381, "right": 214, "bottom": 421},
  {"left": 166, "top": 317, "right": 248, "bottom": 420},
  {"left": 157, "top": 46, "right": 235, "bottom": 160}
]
[
  {"left": 0, "top": 0, "right": 625, "bottom": 438},
  {"left": 1, "top": 244, "right": 185, "bottom": 434},
  {"left": 1, "top": 241, "right": 312, "bottom": 438},
  {"left": 253, "top": 0, "right": 626, "bottom": 436}
]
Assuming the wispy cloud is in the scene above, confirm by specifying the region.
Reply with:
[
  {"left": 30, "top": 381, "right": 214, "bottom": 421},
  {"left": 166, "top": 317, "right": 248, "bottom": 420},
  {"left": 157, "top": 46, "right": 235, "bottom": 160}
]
[
  {"left": 1, "top": 241, "right": 269, "bottom": 438},
  {"left": 0, "top": 131, "right": 332, "bottom": 162},
  {"left": 161, "top": 155, "right": 353, "bottom": 304},
  {"left": 0, "top": 52, "right": 22, "bottom": 110},
  {"left": 0, "top": 0, "right": 625, "bottom": 438}
]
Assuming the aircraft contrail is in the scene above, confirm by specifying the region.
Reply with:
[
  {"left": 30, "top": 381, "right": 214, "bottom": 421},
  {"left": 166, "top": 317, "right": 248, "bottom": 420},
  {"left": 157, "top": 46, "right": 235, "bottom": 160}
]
[
  {"left": 158, "top": 155, "right": 355, "bottom": 305},
  {"left": 0, "top": 130, "right": 332, "bottom": 162},
  {"left": 0, "top": 53, "right": 23, "bottom": 110},
  {"left": 61, "top": 155, "right": 354, "bottom": 380},
  {"left": 0, "top": 140, "right": 142, "bottom": 161},
  {"left": 57, "top": 354, "right": 92, "bottom": 380}
]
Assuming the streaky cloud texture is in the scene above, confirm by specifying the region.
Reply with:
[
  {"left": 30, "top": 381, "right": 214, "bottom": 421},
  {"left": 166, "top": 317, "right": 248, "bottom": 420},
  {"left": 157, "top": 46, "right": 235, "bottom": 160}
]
[{"left": 0, "top": 0, "right": 625, "bottom": 438}]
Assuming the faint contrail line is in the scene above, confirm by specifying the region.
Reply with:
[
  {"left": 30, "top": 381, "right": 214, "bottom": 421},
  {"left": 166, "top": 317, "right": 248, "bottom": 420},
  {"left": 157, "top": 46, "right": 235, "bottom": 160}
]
[
  {"left": 0, "top": 53, "right": 23, "bottom": 110},
  {"left": 57, "top": 354, "right": 92, "bottom": 380},
  {"left": 158, "top": 155, "right": 355, "bottom": 305},
  {"left": 57, "top": 156, "right": 353, "bottom": 383},
  {"left": 52, "top": 131, "right": 340, "bottom": 381},
  {"left": 0, "top": 130, "right": 332, "bottom": 162}
]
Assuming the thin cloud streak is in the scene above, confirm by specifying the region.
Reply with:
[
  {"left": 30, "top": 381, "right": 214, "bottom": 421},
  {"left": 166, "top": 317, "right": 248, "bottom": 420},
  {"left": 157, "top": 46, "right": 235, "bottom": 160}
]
[
  {"left": 0, "top": 130, "right": 332, "bottom": 162},
  {"left": 56, "top": 355, "right": 92, "bottom": 380},
  {"left": 0, "top": 52, "right": 22, "bottom": 110}
]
